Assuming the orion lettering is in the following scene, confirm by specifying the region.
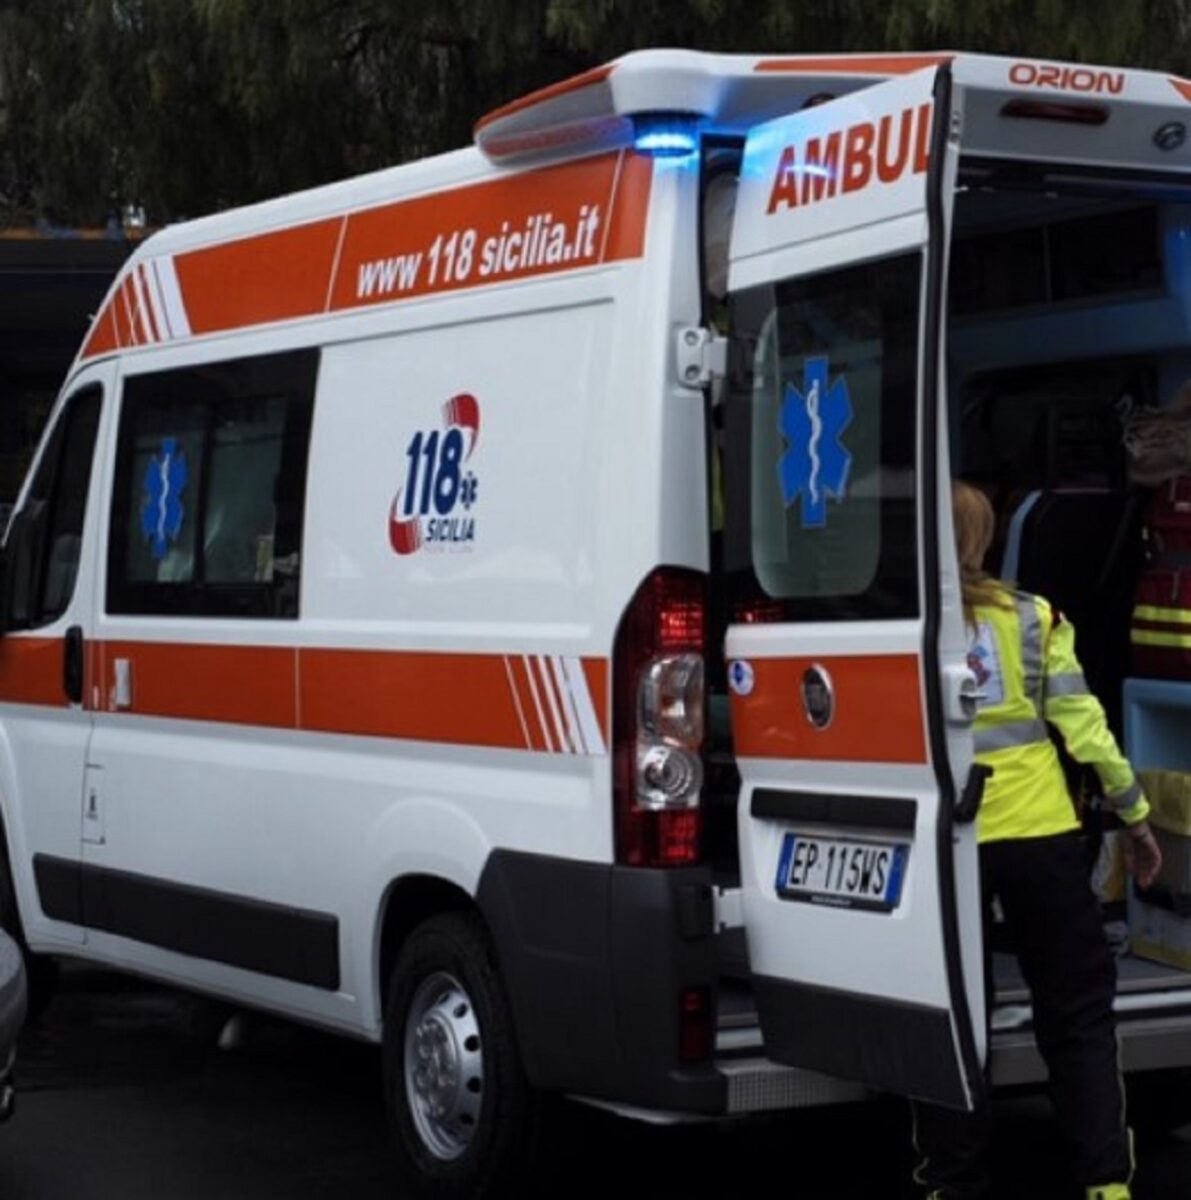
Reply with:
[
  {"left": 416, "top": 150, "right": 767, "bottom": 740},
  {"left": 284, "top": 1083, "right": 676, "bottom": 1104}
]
[{"left": 1009, "top": 61, "right": 1125, "bottom": 95}]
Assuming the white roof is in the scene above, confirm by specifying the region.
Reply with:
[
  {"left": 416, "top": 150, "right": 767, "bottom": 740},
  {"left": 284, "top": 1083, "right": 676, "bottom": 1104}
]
[
  {"left": 75, "top": 48, "right": 1191, "bottom": 373},
  {"left": 476, "top": 48, "right": 1191, "bottom": 173}
]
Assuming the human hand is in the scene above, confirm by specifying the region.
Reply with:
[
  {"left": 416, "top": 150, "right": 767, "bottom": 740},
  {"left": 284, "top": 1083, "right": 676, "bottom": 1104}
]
[{"left": 1123, "top": 821, "right": 1163, "bottom": 890}]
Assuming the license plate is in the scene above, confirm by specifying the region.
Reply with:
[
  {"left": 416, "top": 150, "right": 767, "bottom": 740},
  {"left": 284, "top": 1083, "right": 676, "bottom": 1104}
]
[{"left": 775, "top": 833, "right": 908, "bottom": 911}]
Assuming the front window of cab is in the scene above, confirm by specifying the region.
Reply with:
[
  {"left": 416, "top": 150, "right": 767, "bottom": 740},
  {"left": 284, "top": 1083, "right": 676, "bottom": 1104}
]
[{"left": 722, "top": 253, "right": 921, "bottom": 621}]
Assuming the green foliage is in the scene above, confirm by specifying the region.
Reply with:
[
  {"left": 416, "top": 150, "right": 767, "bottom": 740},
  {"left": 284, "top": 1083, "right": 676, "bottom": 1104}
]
[{"left": 1, "top": 0, "right": 1190, "bottom": 226}]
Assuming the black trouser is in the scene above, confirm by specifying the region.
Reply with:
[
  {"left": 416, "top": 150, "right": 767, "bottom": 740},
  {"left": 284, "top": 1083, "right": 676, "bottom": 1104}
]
[{"left": 912, "top": 833, "right": 1130, "bottom": 1198}]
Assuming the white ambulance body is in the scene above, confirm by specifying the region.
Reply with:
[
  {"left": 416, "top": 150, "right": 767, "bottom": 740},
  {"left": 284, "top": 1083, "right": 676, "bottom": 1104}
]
[{"left": 1, "top": 48, "right": 1191, "bottom": 1191}]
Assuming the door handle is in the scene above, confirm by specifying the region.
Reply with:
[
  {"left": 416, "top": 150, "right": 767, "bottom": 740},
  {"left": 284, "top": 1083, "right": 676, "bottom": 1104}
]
[
  {"left": 63, "top": 624, "right": 84, "bottom": 705},
  {"left": 942, "top": 663, "right": 982, "bottom": 724}
]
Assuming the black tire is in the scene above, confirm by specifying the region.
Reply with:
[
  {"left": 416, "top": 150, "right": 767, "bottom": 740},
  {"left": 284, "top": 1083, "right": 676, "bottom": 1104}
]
[
  {"left": 0, "top": 840, "right": 58, "bottom": 1021},
  {"left": 382, "top": 910, "right": 540, "bottom": 1199}
]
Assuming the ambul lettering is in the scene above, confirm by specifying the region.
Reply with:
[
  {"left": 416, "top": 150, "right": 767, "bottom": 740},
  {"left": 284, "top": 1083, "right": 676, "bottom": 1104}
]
[{"left": 766, "top": 102, "right": 933, "bottom": 214}]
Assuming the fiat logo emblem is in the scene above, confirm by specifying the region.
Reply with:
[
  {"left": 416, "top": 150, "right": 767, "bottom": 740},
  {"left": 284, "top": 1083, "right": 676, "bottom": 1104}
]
[
  {"left": 1154, "top": 122, "right": 1186, "bottom": 152},
  {"left": 801, "top": 664, "right": 835, "bottom": 730}
]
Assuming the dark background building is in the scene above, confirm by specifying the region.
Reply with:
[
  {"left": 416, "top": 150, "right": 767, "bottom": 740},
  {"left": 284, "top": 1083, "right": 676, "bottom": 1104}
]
[{"left": 0, "top": 230, "right": 136, "bottom": 501}]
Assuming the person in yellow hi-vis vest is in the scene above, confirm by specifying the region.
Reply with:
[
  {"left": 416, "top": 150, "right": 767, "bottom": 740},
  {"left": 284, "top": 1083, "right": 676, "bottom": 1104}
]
[{"left": 912, "top": 483, "right": 1163, "bottom": 1200}]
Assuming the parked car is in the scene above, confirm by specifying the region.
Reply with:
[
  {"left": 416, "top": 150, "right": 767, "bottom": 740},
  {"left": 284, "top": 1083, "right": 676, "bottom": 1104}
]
[{"left": 0, "top": 929, "right": 25, "bottom": 1120}]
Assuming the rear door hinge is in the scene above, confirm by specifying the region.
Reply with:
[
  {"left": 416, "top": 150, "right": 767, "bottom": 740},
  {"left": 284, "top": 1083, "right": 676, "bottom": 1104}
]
[
  {"left": 676, "top": 326, "right": 727, "bottom": 390},
  {"left": 714, "top": 885, "right": 743, "bottom": 931}
]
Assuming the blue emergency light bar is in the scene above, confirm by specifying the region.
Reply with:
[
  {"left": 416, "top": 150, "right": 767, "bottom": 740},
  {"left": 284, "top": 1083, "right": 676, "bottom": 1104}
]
[{"left": 632, "top": 113, "right": 701, "bottom": 158}]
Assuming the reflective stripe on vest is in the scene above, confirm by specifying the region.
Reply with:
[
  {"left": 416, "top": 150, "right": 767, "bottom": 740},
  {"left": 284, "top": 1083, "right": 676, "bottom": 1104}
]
[
  {"left": 1105, "top": 779, "right": 1143, "bottom": 810},
  {"left": 1015, "top": 593, "right": 1044, "bottom": 708},
  {"left": 1131, "top": 601, "right": 1191, "bottom": 648},
  {"left": 1131, "top": 628, "right": 1191, "bottom": 648},
  {"left": 974, "top": 718, "right": 1049, "bottom": 754},
  {"left": 1044, "top": 671, "right": 1089, "bottom": 699},
  {"left": 1133, "top": 603, "right": 1191, "bottom": 625}
]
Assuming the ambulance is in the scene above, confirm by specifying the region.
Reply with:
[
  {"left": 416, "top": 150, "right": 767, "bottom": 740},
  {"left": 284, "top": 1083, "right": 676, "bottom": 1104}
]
[{"left": 1, "top": 47, "right": 1190, "bottom": 1195}]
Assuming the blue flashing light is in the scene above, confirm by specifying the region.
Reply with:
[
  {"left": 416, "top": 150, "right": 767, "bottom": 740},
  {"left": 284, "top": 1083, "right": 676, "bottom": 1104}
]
[
  {"left": 637, "top": 130, "right": 698, "bottom": 155},
  {"left": 633, "top": 113, "right": 700, "bottom": 158}
]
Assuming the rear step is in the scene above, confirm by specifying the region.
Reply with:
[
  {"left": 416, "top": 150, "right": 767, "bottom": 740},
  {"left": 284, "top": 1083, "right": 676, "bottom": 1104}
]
[
  {"left": 715, "top": 976, "right": 870, "bottom": 1111},
  {"left": 717, "top": 1056, "right": 869, "bottom": 1113}
]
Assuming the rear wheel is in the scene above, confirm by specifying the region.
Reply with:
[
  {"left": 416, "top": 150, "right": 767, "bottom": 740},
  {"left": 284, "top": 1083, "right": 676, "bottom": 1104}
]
[{"left": 382, "top": 911, "right": 539, "bottom": 1198}]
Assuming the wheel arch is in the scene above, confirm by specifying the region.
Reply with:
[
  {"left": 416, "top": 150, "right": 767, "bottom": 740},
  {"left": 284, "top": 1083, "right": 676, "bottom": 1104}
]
[
  {"left": 356, "top": 798, "right": 492, "bottom": 1031},
  {"left": 376, "top": 873, "right": 477, "bottom": 1018}
]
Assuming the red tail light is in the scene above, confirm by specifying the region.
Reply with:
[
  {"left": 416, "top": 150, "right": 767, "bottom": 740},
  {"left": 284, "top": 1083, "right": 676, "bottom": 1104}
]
[{"left": 612, "top": 568, "right": 707, "bottom": 867}]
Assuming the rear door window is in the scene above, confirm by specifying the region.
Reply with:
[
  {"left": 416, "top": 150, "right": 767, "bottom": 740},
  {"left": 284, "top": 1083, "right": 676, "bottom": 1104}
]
[{"left": 724, "top": 253, "right": 921, "bottom": 620}]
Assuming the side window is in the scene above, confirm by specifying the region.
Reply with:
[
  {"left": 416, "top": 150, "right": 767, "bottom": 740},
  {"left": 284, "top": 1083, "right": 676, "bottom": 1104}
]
[
  {"left": 107, "top": 349, "right": 317, "bottom": 618},
  {"left": 7, "top": 386, "right": 103, "bottom": 631},
  {"left": 724, "top": 254, "right": 921, "bottom": 621}
]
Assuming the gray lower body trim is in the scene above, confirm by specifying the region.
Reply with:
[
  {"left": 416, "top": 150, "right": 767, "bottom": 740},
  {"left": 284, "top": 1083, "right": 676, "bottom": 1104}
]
[
  {"left": 753, "top": 975, "right": 968, "bottom": 1108},
  {"left": 33, "top": 854, "right": 339, "bottom": 990}
]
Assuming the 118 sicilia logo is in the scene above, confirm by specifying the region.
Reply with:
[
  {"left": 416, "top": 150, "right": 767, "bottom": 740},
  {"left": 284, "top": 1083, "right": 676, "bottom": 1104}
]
[{"left": 389, "top": 393, "right": 481, "bottom": 555}]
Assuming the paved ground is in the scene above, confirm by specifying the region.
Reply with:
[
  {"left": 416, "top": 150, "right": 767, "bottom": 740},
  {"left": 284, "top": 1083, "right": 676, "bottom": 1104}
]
[{"left": 1, "top": 967, "right": 1188, "bottom": 1198}]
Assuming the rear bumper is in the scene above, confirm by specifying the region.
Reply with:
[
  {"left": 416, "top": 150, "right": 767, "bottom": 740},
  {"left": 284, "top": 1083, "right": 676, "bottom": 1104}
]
[{"left": 477, "top": 850, "right": 726, "bottom": 1113}]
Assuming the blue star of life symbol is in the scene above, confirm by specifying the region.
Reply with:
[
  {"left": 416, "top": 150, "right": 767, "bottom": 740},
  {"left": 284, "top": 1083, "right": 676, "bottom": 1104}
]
[
  {"left": 141, "top": 437, "right": 189, "bottom": 560},
  {"left": 778, "top": 356, "right": 853, "bottom": 530}
]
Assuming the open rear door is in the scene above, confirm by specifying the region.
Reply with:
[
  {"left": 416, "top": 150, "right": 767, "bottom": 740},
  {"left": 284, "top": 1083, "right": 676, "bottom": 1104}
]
[{"left": 724, "top": 64, "right": 985, "bottom": 1108}]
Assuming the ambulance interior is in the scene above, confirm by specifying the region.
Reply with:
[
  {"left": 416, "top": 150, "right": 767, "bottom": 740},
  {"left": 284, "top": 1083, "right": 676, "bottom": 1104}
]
[
  {"left": 706, "top": 157, "right": 1191, "bottom": 1051},
  {"left": 947, "top": 172, "right": 1191, "bottom": 1017}
]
